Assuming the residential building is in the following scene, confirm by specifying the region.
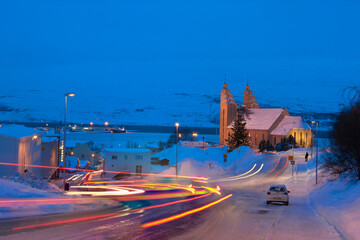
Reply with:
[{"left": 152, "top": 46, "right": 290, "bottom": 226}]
[{"left": 103, "top": 148, "right": 151, "bottom": 176}]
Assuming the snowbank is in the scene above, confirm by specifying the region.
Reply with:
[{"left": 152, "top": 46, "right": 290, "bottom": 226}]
[
  {"left": 152, "top": 145, "right": 259, "bottom": 178},
  {"left": 310, "top": 178, "right": 360, "bottom": 240}
]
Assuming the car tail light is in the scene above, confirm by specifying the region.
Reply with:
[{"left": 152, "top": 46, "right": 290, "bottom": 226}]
[
  {"left": 267, "top": 192, "right": 271, "bottom": 195},
  {"left": 284, "top": 192, "right": 288, "bottom": 195}
]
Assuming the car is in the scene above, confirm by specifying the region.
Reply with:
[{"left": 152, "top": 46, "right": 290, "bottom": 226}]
[{"left": 266, "top": 184, "right": 290, "bottom": 205}]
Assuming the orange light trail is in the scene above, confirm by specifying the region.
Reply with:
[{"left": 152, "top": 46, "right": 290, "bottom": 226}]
[
  {"left": 263, "top": 157, "right": 281, "bottom": 177},
  {"left": 141, "top": 194, "right": 233, "bottom": 228},
  {"left": 133, "top": 193, "right": 212, "bottom": 211},
  {"left": 0, "top": 162, "right": 207, "bottom": 180},
  {"left": 272, "top": 157, "right": 289, "bottom": 178},
  {"left": 12, "top": 212, "right": 118, "bottom": 230}
]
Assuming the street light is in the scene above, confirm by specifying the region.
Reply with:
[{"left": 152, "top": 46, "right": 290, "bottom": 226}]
[
  {"left": 175, "top": 122, "right": 179, "bottom": 177},
  {"left": 202, "top": 136, "right": 205, "bottom": 150},
  {"left": 311, "top": 120, "right": 319, "bottom": 184},
  {"left": 64, "top": 92, "right": 75, "bottom": 190},
  {"left": 192, "top": 132, "right": 198, "bottom": 138}
]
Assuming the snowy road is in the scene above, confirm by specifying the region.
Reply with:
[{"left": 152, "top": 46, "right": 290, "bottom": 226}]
[{"left": 0, "top": 154, "right": 341, "bottom": 240}]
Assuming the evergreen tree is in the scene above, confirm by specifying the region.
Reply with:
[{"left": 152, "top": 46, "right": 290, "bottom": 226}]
[
  {"left": 259, "top": 140, "right": 266, "bottom": 153},
  {"left": 266, "top": 140, "right": 275, "bottom": 151},
  {"left": 226, "top": 107, "right": 251, "bottom": 151}
]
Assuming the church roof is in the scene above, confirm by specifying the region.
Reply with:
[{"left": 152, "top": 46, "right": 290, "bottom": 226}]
[
  {"left": 228, "top": 108, "right": 285, "bottom": 130},
  {"left": 270, "top": 116, "right": 311, "bottom": 136}
]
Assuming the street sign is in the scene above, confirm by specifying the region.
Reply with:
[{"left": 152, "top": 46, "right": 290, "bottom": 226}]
[
  {"left": 288, "top": 156, "right": 293, "bottom": 161},
  {"left": 223, "top": 154, "right": 227, "bottom": 163},
  {"left": 291, "top": 160, "right": 295, "bottom": 165}
]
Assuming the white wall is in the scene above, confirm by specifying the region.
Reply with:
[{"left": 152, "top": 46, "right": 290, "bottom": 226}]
[
  {"left": 104, "top": 150, "right": 151, "bottom": 176},
  {"left": 0, "top": 136, "right": 19, "bottom": 176}
]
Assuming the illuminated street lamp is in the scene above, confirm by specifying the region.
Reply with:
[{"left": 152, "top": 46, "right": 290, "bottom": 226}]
[
  {"left": 64, "top": 92, "right": 75, "bottom": 189},
  {"left": 311, "top": 120, "right": 319, "bottom": 184},
  {"left": 175, "top": 122, "right": 180, "bottom": 177},
  {"left": 90, "top": 122, "right": 94, "bottom": 126},
  {"left": 192, "top": 132, "right": 198, "bottom": 138}
]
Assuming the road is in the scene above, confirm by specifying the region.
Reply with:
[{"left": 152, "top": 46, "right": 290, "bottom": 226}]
[{"left": 0, "top": 153, "right": 341, "bottom": 240}]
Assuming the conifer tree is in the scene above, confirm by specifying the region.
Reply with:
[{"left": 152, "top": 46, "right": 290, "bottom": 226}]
[{"left": 226, "top": 107, "right": 251, "bottom": 151}]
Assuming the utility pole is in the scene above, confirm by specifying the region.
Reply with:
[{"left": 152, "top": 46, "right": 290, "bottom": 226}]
[
  {"left": 64, "top": 93, "right": 75, "bottom": 190},
  {"left": 175, "top": 122, "right": 179, "bottom": 178}
]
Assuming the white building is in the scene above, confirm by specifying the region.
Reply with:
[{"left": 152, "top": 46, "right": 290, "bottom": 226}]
[
  {"left": 0, "top": 125, "right": 43, "bottom": 177},
  {"left": 104, "top": 148, "right": 151, "bottom": 176}
]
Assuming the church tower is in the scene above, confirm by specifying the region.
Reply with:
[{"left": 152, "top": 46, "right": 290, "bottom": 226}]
[
  {"left": 242, "top": 82, "right": 259, "bottom": 109},
  {"left": 220, "top": 78, "right": 238, "bottom": 146}
]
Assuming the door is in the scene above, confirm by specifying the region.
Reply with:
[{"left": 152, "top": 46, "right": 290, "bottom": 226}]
[{"left": 136, "top": 165, "right": 142, "bottom": 175}]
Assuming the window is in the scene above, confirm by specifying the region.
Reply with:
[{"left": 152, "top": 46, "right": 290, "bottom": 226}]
[
  {"left": 81, "top": 154, "right": 85, "bottom": 159},
  {"left": 124, "top": 155, "right": 128, "bottom": 160},
  {"left": 293, "top": 132, "right": 296, "bottom": 142},
  {"left": 41, "top": 146, "right": 45, "bottom": 151},
  {"left": 112, "top": 155, "right": 117, "bottom": 160},
  {"left": 300, "top": 132, "right": 303, "bottom": 145},
  {"left": 306, "top": 133, "right": 308, "bottom": 146},
  {"left": 262, "top": 133, "right": 265, "bottom": 141},
  {"left": 255, "top": 134, "right": 258, "bottom": 145},
  {"left": 274, "top": 137, "right": 276, "bottom": 145},
  {"left": 136, "top": 155, "right": 143, "bottom": 160},
  {"left": 136, "top": 165, "right": 142, "bottom": 174}
]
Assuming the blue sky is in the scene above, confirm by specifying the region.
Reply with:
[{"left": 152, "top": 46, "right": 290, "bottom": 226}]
[{"left": 1, "top": 0, "right": 359, "bottom": 98}]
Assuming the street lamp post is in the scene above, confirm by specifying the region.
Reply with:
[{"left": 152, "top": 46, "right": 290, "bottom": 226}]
[
  {"left": 311, "top": 120, "right": 319, "bottom": 184},
  {"left": 175, "top": 122, "right": 179, "bottom": 177},
  {"left": 202, "top": 136, "right": 205, "bottom": 150},
  {"left": 64, "top": 93, "right": 75, "bottom": 189}
]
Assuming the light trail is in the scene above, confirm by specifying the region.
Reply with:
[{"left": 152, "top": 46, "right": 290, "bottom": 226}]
[
  {"left": 272, "top": 157, "right": 289, "bottom": 178},
  {"left": 65, "top": 186, "right": 145, "bottom": 197},
  {"left": 201, "top": 186, "right": 221, "bottom": 195},
  {"left": 263, "top": 157, "right": 281, "bottom": 177},
  {"left": 211, "top": 164, "right": 264, "bottom": 182},
  {"left": 209, "top": 164, "right": 257, "bottom": 182},
  {"left": 141, "top": 194, "right": 233, "bottom": 228},
  {"left": 132, "top": 193, "right": 212, "bottom": 211},
  {"left": 12, "top": 212, "right": 118, "bottom": 230},
  {"left": 0, "top": 162, "right": 207, "bottom": 180}
]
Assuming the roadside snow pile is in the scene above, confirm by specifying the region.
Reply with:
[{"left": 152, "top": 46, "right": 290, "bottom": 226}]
[
  {"left": 0, "top": 178, "right": 55, "bottom": 198},
  {"left": 3, "top": 171, "right": 61, "bottom": 192},
  {"left": 152, "top": 145, "right": 259, "bottom": 178},
  {"left": 310, "top": 178, "right": 360, "bottom": 240}
]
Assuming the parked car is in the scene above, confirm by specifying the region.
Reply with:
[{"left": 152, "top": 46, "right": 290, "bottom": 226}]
[{"left": 266, "top": 184, "right": 290, "bottom": 205}]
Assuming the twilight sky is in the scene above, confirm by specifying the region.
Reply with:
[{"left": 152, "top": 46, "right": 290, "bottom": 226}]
[{"left": 1, "top": 0, "right": 360, "bottom": 99}]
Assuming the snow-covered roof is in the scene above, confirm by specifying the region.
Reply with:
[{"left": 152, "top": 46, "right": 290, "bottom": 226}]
[
  {"left": 271, "top": 116, "right": 311, "bottom": 136},
  {"left": 0, "top": 125, "right": 42, "bottom": 139},
  {"left": 104, "top": 148, "right": 151, "bottom": 153},
  {"left": 228, "top": 108, "right": 285, "bottom": 130}
]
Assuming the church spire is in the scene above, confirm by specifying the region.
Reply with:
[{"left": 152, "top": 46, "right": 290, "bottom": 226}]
[{"left": 223, "top": 73, "right": 228, "bottom": 88}]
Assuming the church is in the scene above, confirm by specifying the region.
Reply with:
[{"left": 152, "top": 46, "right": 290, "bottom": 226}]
[{"left": 220, "top": 80, "right": 313, "bottom": 150}]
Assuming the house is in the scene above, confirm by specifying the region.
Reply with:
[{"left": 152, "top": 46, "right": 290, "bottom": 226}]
[
  {"left": 220, "top": 81, "right": 313, "bottom": 149},
  {"left": 103, "top": 148, "right": 152, "bottom": 176},
  {"left": 66, "top": 140, "right": 101, "bottom": 166},
  {"left": 0, "top": 125, "right": 43, "bottom": 177}
]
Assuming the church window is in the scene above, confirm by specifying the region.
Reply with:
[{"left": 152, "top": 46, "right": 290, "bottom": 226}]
[
  {"left": 255, "top": 134, "right": 258, "bottom": 145},
  {"left": 274, "top": 137, "right": 276, "bottom": 145},
  {"left": 300, "top": 132, "right": 303, "bottom": 145},
  {"left": 262, "top": 133, "right": 265, "bottom": 141},
  {"left": 294, "top": 132, "right": 296, "bottom": 142},
  {"left": 305, "top": 133, "right": 308, "bottom": 146}
]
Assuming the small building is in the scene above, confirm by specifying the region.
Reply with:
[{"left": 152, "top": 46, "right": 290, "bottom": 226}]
[
  {"left": 41, "top": 137, "right": 59, "bottom": 177},
  {"left": 0, "top": 125, "right": 43, "bottom": 177},
  {"left": 66, "top": 140, "right": 101, "bottom": 166},
  {"left": 104, "top": 148, "right": 151, "bottom": 176}
]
